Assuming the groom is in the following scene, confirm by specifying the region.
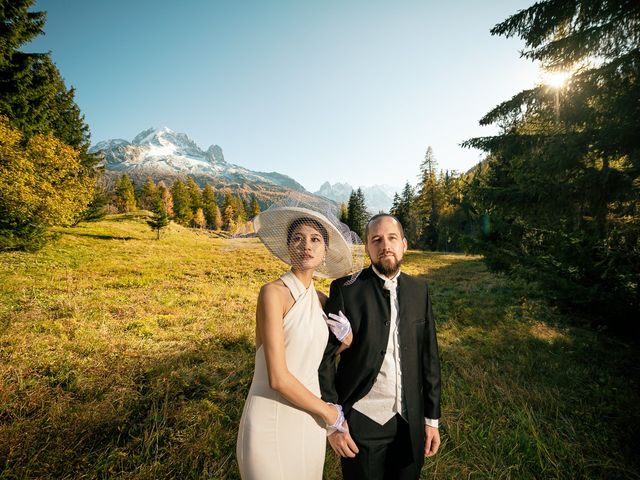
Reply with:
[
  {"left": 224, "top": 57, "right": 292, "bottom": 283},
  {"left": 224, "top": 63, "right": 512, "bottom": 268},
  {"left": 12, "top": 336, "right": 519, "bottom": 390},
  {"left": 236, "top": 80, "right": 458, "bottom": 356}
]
[{"left": 319, "top": 214, "right": 441, "bottom": 479}]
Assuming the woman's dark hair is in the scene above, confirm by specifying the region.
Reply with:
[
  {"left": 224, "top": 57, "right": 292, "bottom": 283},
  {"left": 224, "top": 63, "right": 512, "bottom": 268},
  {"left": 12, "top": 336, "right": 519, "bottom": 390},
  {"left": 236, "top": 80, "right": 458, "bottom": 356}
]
[{"left": 287, "top": 217, "right": 329, "bottom": 247}]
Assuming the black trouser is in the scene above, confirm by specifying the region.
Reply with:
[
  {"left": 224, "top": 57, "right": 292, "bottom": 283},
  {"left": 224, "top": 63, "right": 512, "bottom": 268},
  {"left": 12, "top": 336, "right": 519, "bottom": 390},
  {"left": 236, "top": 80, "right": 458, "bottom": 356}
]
[{"left": 341, "top": 410, "right": 419, "bottom": 480}]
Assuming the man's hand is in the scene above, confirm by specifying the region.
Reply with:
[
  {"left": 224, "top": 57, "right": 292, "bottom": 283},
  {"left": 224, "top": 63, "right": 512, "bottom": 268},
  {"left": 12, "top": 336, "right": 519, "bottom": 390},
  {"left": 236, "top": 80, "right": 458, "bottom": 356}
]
[
  {"left": 327, "top": 420, "right": 359, "bottom": 458},
  {"left": 424, "top": 425, "right": 440, "bottom": 457}
]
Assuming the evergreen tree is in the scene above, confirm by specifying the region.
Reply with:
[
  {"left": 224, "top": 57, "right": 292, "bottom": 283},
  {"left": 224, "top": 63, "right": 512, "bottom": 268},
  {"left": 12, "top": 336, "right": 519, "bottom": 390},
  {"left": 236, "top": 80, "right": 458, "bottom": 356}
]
[
  {"left": 397, "top": 183, "right": 418, "bottom": 247},
  {"left": 347, "top": 188, "right": 368, "bottom": 239},
  {"left": 186, "top": 177, "right": 202, "bottom": 211},
  {"left": 233, "top": 194, "right": 247, "bottom": 225},
  {"left": 249, "top": 194, "right": 261, "bottom": 219},
  {"left": 244, "top": 197, "right": 252, "bottom": 219},
  {"left": 201, "top": 183, "right": 219, "bottom": 229},
  {"left": 464, "top": 0, "right": 640, "bottom": 327},
  {"left": 435, "top": 170, "right": 467, "bottom": 251},
  {"left": 390, "top": 193, "right": 401, "bottom": 216},
  {"left": 0, "top": 1, "right": 98, "bottom": 248},
  {"left": 0, "top": 118, "right": 94, "bottom": 250},
  {"left": 75, "top": 182, "right": 110, "bottom": 224},
  {"left": 138, "top": 177, "right": 159, "bottom": 211},
  {"left": 192, "top": 207, "right": 206, "bottom": 229},
  {"left": 113, "top": 174, "right": 136, "bottom": 213},
  {"left": 0, "top": 1, "right": 45, "bottom": 67},
  {"left": 146, "top": 197, "right": 170, "bottom": 240},
  {"left": 0, "top": 1, "right": 96, "bottom": 168},
  {"left": 416, "top": 147, "right": 442, "bottom": 250},
  {"left": 171, "top": 179, "right": 192, "bottom": 225}
]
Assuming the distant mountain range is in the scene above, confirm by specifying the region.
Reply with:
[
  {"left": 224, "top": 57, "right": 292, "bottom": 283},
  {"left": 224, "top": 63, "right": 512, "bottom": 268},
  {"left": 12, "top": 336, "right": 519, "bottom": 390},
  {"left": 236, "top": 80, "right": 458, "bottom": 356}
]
[
  {"left": 314, "top": 182, "right": 398, "bottom": 214},
  {"left": 90, "top": 127, "right": 398, "bottom": 211}
]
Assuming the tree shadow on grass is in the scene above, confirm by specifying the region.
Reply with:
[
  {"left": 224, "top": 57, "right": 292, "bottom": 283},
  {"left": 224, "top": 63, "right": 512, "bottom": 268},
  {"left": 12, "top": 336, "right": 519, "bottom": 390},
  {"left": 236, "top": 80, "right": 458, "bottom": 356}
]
[
  {"left": 419, "top": 255, "right": 640, "bottom": 480},
  {"left": 68, "top": 232, "right": 137, "bottom": 241},
  {"left": 0, "top": 336, "right": 255, "bottom": 480}
]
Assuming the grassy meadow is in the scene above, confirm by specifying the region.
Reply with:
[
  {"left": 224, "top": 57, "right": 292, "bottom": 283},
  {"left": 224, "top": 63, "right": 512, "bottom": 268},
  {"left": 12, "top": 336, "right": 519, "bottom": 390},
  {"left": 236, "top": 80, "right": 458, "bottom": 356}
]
[{"left": 1, "top": 214, "right": 639, "bottom": 479}]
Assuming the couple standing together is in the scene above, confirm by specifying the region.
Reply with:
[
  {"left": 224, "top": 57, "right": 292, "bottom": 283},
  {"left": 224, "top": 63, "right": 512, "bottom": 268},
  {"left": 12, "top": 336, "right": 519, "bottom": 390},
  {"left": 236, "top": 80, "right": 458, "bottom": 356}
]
[{"left": 236, "top": 201, "right": 441, "bottom": 480}]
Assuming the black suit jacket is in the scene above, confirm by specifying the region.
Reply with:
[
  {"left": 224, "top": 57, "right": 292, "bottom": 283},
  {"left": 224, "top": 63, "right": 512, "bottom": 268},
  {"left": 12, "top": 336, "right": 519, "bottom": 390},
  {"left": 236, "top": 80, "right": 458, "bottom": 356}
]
[{"left": 319, "top": 266, "right": 441, "bottom": 464}]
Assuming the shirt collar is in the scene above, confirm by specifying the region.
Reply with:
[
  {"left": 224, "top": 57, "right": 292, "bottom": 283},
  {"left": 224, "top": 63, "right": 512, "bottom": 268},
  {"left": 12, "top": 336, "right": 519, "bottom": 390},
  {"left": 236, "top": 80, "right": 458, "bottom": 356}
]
[{"left": 371, "top": 264, "right": 401, "bottom": 282}]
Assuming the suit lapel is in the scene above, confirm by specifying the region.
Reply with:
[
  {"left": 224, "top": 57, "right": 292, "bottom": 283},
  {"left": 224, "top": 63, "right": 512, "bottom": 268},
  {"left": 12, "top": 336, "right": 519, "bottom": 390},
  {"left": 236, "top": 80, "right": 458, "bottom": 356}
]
[
  {"left": 397, "top": 272, "right": 416, "bottom": 361},
  {"left": 397, "top": 273, "right": 410, "bottom": 332},
  {"left": 364, "top": 266, "right": 391, "bottom": 324}
]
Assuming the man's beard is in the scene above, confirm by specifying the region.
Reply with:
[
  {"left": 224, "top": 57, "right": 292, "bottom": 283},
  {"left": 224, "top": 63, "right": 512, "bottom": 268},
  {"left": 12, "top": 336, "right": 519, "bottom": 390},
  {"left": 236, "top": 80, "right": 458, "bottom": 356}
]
[{"left": 372, "top": 254, "right": 402, "bottom": 277}]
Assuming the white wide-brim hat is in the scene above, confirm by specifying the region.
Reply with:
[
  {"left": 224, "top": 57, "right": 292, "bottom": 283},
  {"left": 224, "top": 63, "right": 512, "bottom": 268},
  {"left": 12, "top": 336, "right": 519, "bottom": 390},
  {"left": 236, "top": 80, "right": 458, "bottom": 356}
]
[{"left": 254, "top": 206, "right": 355, "bottom": 278}]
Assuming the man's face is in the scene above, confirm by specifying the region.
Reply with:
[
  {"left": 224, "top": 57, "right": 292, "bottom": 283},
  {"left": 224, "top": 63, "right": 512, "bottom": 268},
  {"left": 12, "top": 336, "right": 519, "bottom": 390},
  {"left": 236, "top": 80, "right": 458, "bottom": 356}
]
[{"left": 365, "top": 216, "right": 408, "bottom": 277}]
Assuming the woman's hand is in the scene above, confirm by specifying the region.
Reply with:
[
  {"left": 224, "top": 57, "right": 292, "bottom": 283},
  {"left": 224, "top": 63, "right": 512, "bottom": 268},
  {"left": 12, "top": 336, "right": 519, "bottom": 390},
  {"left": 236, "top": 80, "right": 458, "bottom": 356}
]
[{"left": 326, "top": 310, "right": 351, "bottom": 344}]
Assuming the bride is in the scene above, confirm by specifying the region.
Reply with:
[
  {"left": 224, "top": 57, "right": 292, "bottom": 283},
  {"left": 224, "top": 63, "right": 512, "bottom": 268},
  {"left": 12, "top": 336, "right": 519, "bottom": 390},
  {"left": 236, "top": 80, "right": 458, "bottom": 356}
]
[{"left": 236, "top": 203, "right": 360, "bottom": 479}]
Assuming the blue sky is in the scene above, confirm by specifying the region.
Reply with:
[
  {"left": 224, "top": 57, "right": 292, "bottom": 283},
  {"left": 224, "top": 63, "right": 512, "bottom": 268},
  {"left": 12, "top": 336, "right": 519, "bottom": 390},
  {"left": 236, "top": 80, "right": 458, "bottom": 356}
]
[{"left": 29, "top": 0, "right": 540, "bottom": 192}]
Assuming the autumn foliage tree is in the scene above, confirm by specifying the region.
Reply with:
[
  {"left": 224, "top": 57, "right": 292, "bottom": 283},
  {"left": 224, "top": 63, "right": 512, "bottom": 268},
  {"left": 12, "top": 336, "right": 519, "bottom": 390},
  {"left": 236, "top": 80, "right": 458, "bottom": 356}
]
[{"left": 0, "top": 117, "right": 94, "bottom": 249}]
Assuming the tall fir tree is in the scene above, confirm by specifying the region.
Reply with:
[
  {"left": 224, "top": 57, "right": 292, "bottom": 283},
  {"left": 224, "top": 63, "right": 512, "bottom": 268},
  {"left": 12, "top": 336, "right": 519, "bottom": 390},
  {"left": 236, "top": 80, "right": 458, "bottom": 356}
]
[
  {"left": 113, "top": 174, "right": 137, "bottom": 213},
  {"left": 347, "top": 188, "right": 368, "bottom": 240},
  {"left": 390, "top": 193, "right": 401, "bottom": 216},
  {"left": 201, "top": 184, "right": 219, "bottom": 230},
  {"left": 249, "top": 194, "right": 261, "bottom": 219},
  {"left": 0, "top": 1, "right": 97, "bottom": 168},
  {"left": 170, "top": 179, "right": 193, "bottom": 225},
  {"left": 391, "top": 182, "right": 418, "bottom": 247},
  {"left": 464, "top": 0, "right": 640, "bottom": 328},
  {"left": 233, "top": 194, "right": 247, "bottom": 225},
  {"left": 416, "top": 147, "right": 442, "bottom": 250},
  {"left": 138, "top": 177, "right": 159, "bottom": 211},
  {"left": 186, "top": 177, "right": 202, "bottom": 212}
]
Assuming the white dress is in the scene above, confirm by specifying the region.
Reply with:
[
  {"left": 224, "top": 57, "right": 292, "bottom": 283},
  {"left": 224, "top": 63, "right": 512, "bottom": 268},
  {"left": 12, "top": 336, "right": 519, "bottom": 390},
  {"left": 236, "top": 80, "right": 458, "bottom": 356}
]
[{"left": 236, "top": 271, "right": 329, "bottom": 480}]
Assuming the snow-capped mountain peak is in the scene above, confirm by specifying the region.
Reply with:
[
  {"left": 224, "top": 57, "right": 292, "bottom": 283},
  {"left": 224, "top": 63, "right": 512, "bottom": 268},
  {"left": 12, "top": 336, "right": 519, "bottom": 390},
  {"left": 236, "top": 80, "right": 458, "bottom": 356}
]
[{"left": 90, "top": 127, "right": 308, "bottom": 196}]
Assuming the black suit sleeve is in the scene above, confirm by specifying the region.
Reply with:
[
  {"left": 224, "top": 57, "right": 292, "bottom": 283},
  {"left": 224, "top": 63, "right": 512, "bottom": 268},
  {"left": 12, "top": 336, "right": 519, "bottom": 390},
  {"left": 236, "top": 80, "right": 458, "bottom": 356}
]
[
  {"left": 318, "top": 279, "right": 345, "bottom": 403},
  {"left": 423, "top": 283, "right": 441, "bottom": 419}
]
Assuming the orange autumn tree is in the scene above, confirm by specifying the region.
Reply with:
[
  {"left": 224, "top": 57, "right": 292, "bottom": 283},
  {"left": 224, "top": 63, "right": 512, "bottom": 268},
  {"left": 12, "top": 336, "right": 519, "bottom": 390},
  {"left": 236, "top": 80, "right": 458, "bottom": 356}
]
[{"left": 0, "top": 117, "right": 94, "bottom": 249}]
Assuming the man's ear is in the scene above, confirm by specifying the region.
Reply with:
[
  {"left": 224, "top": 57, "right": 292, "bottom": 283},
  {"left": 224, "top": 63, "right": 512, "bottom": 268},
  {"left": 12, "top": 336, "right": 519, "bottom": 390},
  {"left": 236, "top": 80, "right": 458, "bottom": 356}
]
[{"left": 402, "top": 237, "right": 408, "bottom": 252}]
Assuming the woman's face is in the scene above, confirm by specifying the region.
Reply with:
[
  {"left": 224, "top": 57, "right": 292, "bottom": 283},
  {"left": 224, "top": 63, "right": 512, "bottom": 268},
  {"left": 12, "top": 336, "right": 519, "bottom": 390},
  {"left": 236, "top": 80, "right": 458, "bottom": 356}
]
[{"left": 288, "top": 223, "right": 326, "bottom": 272}]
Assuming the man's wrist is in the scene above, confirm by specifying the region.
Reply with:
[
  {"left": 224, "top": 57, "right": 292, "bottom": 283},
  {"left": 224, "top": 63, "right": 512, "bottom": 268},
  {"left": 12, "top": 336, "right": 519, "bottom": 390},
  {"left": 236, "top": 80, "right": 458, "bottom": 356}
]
[{"left": 424, "top": 417, "right": 439, "bottom": 429}]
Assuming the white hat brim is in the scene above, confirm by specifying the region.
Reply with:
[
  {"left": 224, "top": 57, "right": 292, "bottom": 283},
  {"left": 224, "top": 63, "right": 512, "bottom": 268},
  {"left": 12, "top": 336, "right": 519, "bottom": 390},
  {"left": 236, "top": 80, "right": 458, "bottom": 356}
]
[{"left": 253, "top": 206, "right": 353, "bottom": 278}]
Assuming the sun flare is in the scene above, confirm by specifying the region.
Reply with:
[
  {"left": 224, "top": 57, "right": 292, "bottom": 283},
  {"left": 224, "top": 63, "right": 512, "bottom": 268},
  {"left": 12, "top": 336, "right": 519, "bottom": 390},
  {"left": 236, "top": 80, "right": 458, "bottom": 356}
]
[{"left": 541, "top": 69, "right": 572, "bottom": 88}]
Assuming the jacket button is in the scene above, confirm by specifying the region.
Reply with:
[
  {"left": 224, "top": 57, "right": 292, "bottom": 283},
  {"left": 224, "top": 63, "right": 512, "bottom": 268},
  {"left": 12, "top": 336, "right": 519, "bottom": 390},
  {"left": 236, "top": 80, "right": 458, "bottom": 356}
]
[
  {"left": 380, "top": 350, "right": 385, "bottom": 356},
  {"left": 384, "top": 320, "right": 390, "bottom": 326}
]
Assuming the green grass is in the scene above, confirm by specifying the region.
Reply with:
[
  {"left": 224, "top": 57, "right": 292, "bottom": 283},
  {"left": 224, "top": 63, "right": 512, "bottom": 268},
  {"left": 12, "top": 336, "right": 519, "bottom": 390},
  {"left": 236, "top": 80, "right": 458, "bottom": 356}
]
[{"left": 1, "top": 215, "right": 639, "bottom": 479}]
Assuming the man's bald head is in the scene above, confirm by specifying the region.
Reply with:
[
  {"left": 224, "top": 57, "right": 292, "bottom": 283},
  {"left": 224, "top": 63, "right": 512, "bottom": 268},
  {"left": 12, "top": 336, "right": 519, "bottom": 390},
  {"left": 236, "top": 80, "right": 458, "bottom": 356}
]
[{"left": 365, "top": 214, "right": 405, "bottom": 243}]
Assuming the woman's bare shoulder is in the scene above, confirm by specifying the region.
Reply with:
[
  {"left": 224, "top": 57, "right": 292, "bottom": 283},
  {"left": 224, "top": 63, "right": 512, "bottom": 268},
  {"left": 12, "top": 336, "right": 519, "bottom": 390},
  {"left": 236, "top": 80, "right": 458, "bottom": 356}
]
[{"left": 259, "top": 279, "right": 290, "bottom": 303}]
